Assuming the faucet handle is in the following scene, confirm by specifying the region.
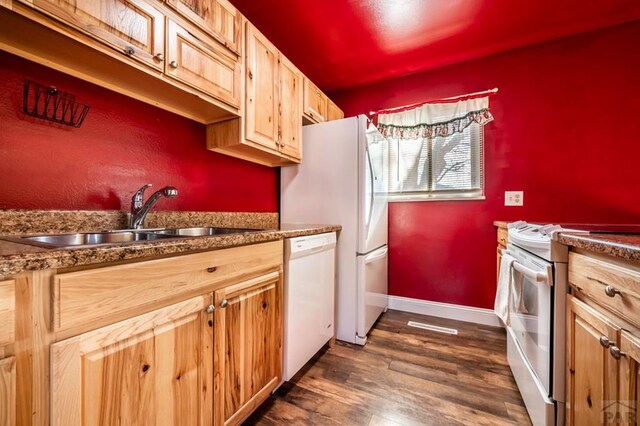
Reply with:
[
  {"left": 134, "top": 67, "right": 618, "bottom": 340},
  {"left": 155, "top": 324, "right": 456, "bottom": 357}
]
[{"left": 131, "top": 184, "right": 152, "bottom": 211}]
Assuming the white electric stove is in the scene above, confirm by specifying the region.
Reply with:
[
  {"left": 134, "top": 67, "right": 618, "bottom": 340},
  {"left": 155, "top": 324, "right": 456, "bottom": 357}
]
[{"left": 503, "top": 221, "right": 588, "bottom": 426}]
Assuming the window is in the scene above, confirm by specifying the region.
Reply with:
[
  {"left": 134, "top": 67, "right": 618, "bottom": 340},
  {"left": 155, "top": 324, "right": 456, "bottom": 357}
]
[
  {"left": 375, "top": 92, "right": 493, "bottom": 201},
  {"left": 384, "top": 123, "right": 483, "bottom": 200}
]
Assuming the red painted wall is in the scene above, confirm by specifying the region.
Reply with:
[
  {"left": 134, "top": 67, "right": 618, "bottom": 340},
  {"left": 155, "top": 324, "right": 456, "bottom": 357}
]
[
  {"left": 0, "top": 51, "right": 278, "bottom": 212},
  {"left": 332, "top": 21, "right": 640, "bottom": 309}
]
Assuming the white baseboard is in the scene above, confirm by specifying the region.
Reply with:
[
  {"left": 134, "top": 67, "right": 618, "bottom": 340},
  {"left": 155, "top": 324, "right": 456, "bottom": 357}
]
[{"left": 387, "top": 295, "right": 502, "bottom": 328}]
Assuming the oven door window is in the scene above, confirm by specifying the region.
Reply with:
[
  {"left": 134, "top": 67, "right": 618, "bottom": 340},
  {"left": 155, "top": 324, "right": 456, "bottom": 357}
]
[{"left": 509, "top": 264, "right": 553, "bottom": 394}]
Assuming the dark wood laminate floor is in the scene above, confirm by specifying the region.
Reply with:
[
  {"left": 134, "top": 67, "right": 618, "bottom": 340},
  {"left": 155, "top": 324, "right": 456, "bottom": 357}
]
[{"left": 244, "top": 310, "right": 532, "bottom": 426}]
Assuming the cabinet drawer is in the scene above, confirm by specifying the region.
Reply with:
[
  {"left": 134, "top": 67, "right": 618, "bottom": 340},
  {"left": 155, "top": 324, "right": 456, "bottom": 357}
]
[
  {"left": 497, "top": 227, "right": 508, "bottom": 246},
  {"left": 53, "top": 240, "right": 283, "bottom": 332},
  {"left": 303, "top": 79, "right": 327, "bottom": 123},
  {"left": 0, "top": 280, "right": 15, "bottom": 348},
  {"left": 25, "top": 0, "right": 165, "bottom": 71},
  {"left": 166, "top": 19, "right": 241, "bottom": 108},
  {"left": 569, "top": 252, "right": 640, "bottom": 329}
]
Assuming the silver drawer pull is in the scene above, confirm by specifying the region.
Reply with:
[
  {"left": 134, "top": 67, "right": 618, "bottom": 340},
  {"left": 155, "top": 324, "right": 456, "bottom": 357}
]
[
  {"left": 169, "top": 60, "right": 178, "bottom": 69},
  {"left": 609, "top": 345, "right": 626, "bottom": 360},
  {"left": 206, "top": 266, "right": 217, "bottom": 273},
  {"left": 206, "top": 304, "right": 215, "bottom": 314},
  {"left": 604, "top": 285, "right": 621, "bottom": 298},
  {"left": 220, "top": 299, "right": 228, "bottom": 308},
  {"left": 599, "top": 336, "right": 613, "bottom": 348}
]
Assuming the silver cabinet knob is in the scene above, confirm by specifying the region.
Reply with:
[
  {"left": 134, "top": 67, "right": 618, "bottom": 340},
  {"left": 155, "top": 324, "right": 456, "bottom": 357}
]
[
  {"left": 604, "top": 285, "right": 621, "bottom": 298},
  {"left": 220, "top": 299, "right": 228, "bottom": 308},
  {"left": 599, "top": 336, "right": 613, "bottom": 348},
  {"left": 609, "top": 345, "right": 626, "bottom": 359},
  {"left": 155, "top": 53, "right": 164, "bottom": 61},
  {"left": 206, "top": 304, "right": 215, "bottom": 314},
  {"left": 169, "top": 60, "right": 178, "bottom": 69},
  {"left": 124, "top": 46, "right": 135, "bottom": 56}
]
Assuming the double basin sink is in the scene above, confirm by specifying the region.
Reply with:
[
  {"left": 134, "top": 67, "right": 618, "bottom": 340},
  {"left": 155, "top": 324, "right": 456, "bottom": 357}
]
[{"left": 3, "top": 227, "right": 264, "bottom": 249}]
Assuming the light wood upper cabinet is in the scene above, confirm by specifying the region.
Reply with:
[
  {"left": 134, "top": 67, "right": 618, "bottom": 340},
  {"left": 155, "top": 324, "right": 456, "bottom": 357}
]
[
  {"left": 278, "top": 54, "right": 302, "bottom": 160},
  {"left": 50, "top": 295, "right": 214, "bottom": 426},
  {"left": 302, "top": 77, "right": 344, "bottom": 125},
  {"left": 207, "top": 21, "right": 302, "bottom": 166},
  {"left": 214, "top": 271, "right": 282, "bottom": 426},
  {"left": 24, "top": 0, "right": 165, "bottom": 71},
  {"left": 303, "top": 78, "right": 327, "bottom": 123},
  {"left": 244, "top": 22, "right": 279, "bottom": 151},
  {"left": 327, "top": 99, "right": 344, "bottom": 121},
  {"left": 566, "top": 294, "right": 620, "bottom": 426},
  {"left": 165, "top": 0, "right": 241, "bottom": 54},
  {"left": 166, "top": 19, "right": 241, "bottom": 108}
]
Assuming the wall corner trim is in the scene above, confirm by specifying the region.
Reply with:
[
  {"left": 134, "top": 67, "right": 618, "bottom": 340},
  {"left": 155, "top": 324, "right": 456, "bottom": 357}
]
[{"left": 387, "top": 295, "right": 502, "bottom": 328}]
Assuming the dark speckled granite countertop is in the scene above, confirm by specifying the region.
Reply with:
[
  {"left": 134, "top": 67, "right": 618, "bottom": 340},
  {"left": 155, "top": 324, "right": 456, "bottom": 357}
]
[
  {"left": 0, "top": 224, "right": 340, "bottom": 277},
  {"left": 0, "top": 210, "right": 340, "bottom": 277},
  {"left": 557, "top": 232, "right": 640, "bottom": 263}
]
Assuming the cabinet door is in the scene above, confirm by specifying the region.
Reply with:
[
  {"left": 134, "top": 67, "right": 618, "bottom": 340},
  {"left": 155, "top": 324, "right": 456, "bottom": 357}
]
[
  {"left": 619, "top": 331, "right": 640, "bottom": 425},
  {"left": 50, "top": 295, "right": 214, "bottom": 426},
  {"left": 0, "top": 357, "right": 16, "bottom": 426},
  {"left": 327, "top": 99, "right": 344, "bottom": 121},
  {"left": 244, "top": 23, "right": 279, "bottom": 151},
  {"left": 278, "top": 54, "right": 302, "bottom": 161},
  {"left": 214, "top": 271, "right": 282, "bottom": 426},
  {"left": 166, "top": 19, "right": 240, "bottom": 108},
  {"left": 165, "top": 0, "right": 241, "bottom": 54},
  {"left": 0, "top": 280, "right": 14, "bottom": 348},
  {"left": 28, "top": 0, "right": 165, "bottom": 70},
  {"left": 567, "top": 295, "right": 620, "bottom": 426},
  {"left": 303, "top": 78, "right": 327, "bottom": 123}
]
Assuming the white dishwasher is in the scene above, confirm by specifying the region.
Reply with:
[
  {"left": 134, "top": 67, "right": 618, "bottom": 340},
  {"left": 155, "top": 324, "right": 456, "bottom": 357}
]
[{"left": 283, "top": 232, "right": 337, "bottom": 381}]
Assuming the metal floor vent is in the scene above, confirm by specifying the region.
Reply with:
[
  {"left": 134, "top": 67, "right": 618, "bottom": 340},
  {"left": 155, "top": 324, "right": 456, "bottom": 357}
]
[{"left": 407, "top": 321, "right": 458, "bottom": 335}]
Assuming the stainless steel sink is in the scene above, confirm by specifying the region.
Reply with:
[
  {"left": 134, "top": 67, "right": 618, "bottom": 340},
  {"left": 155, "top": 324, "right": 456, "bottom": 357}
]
[
  {"left": 152, "top": 227, "right": 264, "bottom": 236},
  {"left": 5, "top": 231, "right": 174, "bottom": 248},
  {"left": 1, "top": 227, "right": 269, "bottom": 249}
]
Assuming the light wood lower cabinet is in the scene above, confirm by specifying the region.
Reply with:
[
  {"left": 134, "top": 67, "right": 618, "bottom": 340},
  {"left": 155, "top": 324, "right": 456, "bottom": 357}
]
[
  {"left": 214, "top": 271, "right": 282, "bottom": 426},
  {"left": 566, "top": 294, "right": 620, "bottom": 425},
  {"left": 567, "top": 250, "right": 640, "bottom": 425},
  {"left": 8, "top": 241, "right": 283, "bottom": 425},
  {"left": 619, "top": 331, "right": 640, "bottom": 424},
  {"left": 50, "top": 295, "right": 214, "bottom": 426},
  {"left": 0, "top": 279, "right": 15, "bottom": 426},
  {"left": 0, "top": 356, "right": 16, "bottom": 426},
  {"left": 495, "top": 223, "right": 508, "bottom": 284}
]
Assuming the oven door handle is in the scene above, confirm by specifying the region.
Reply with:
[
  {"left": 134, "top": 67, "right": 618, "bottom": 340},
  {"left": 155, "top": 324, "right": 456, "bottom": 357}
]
[{"left": 511, "top": 261, "right": 550, "bottom": 285}]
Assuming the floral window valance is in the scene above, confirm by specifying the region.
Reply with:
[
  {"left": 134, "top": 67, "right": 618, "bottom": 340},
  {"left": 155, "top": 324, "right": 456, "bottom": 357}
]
[{"left": 376, "top": 94, "right": 494, "bottom": 139}]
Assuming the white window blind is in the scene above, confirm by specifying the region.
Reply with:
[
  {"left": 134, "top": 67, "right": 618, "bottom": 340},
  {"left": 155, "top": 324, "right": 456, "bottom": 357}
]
[{"left": 385, "top": 123, "right": 483, "bottom": 200}]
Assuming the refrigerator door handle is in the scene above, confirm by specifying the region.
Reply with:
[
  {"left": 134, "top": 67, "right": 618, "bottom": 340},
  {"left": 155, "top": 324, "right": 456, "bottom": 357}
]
[
  {"left": 366, "top": 145, "right": 375, "bottom": 227},
  {"left": 364, "top": 246, "right": 388, "bottom": 264}
]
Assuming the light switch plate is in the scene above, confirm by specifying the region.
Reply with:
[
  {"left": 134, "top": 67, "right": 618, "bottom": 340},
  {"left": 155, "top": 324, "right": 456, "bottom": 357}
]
[{"left": 505, "top": 191, "right": 524, "bottom": 206}]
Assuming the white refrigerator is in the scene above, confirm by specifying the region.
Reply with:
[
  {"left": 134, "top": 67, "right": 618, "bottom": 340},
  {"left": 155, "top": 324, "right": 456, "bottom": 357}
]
[{"left": 281, "top": 115, "right": 389, "bottom": 345}]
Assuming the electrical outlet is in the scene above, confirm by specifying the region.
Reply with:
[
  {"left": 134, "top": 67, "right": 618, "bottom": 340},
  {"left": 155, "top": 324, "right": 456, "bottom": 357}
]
[{"left": 505, "top": 191, "right": 524, "bottom": 206}]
